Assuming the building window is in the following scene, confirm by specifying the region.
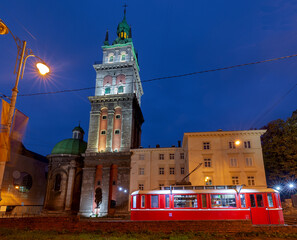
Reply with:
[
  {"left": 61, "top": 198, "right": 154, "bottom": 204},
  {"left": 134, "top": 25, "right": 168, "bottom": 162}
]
[
  {"left": 180, "top": 153, "right": 184, "bottom": 159},
  {"left": 247, "top": 176, "right": 255, "bottom": 186},
  {"left": 121, "top": 54, "right": 126, "bottom": 61},
  {"left": 169, "top": 154, "right": 175, "bottom": 159},
  {"left": 181, "top": 167, "right": 185, "bottom": 175},
  {"left": 115, "top": 114, "right": 121, "bottom": 119},
  {"left": 159, "top": 154, "right": 164, "bottom": 160},
  {"left": 102, "top": 115, "right": 107, "bottom": 120},
  {"left": 118, "top": 86, "right": 124, "bottom": 93},
  {"left": 109, "top": 55, "right": 114, "bottom": 62},
  {"left": 229, "top": 142, "right": 236, "bottom": 149},
  {"left": 245, "top": 157, "right": 253, "bottom": 167},
  {"left": 139, "top": 154, "right": 144, "bottom": 160},
  {"left": 230, "top": 158, "right": 238, "bottom": 167},
  {"left": 205, "top": 176, "right": 212, "bottom": 185},
  {"left": 159, "top": 168, "right": 165, "bottom": 175},
  {"left": 244, "top": 141, "right": 251, "bottom": 148},
  {"left": 232, "top": 176, "right": 239, "bottom": 185},
  {"left": 114, "top": 129, "right": 120, "bottom": 135},
  {"left": 101, "top": 130, "right": 106, "bottom": 135},
  {"left": 139, "top": 168, "right": 144, "bottom": 175},
  {"left": 204, "top": 158, "right": 212, "bottom": 168},
  {"left": 138, "top": 184, "right": 144, "bottom": 190},
  {"left": 203, "top": 142, "right": 210, "bottom": 150},
  {"left": 169, "top": 167, "right": 175, "bottom": 175},
  {"left": 54, "top": 174, "right": 61, "bottom": 191},
  {"left": 105, "top": 87, "right": 111, "bottom": 94}
]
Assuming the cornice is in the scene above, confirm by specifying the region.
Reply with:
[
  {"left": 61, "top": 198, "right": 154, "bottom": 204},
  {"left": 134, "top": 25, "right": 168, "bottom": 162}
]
[
  {"left": 88, "top": 93, "right": 136, "bottom": 103},
  {"left": 184, "top": 130, "right": 266, "bottom": 137}
]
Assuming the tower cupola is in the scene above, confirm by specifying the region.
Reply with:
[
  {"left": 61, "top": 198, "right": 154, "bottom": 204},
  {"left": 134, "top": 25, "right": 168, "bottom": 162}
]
[{"left": 113, "top": 8, "right": 132, "bottom": 45}]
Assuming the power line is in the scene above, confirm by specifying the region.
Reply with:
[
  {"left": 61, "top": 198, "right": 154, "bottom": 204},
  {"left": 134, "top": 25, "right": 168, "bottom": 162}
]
[
  {"left": 250, "top": 84, "right": 297, "bottom": 128},
  {"left": 16, "top": 52, "right": 297, "bottom": 97}
]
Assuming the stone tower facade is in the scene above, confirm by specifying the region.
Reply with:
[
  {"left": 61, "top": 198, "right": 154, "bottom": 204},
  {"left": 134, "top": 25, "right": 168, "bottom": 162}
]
[{"left": 79, "top": 10, "right": 144, "bottom": 217}]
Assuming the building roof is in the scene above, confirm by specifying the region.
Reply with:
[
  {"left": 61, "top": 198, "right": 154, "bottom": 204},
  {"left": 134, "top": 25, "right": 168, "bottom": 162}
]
[
  {"left": 51, "top": 138, "right": 87, "bottom": 155},
  {"left": 10, "top": 140, "right": 48, "bottom": 163}
]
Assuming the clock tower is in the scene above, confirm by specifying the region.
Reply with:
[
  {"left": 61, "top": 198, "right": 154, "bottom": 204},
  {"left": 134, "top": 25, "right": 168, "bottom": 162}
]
[{"left": 79, "top": 9, "right": 144, "bottom": 217}]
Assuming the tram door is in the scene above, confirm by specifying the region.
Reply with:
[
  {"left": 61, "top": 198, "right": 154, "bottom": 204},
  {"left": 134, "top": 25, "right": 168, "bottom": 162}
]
[{"left": 249, "top": 194, "right": 270, "bottom": 224}]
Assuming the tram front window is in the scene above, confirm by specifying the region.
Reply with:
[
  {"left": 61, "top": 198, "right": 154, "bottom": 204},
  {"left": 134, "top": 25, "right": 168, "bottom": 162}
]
[
  {"left": 267, "top": 194, "right": 274, "bottom": 207},
  {"left": 211, "top": 194, "right": 236, "bottom": 208},
  {"left": 174, "top": 195, "right": 198, "bottom": 208},
  {"left": 133, "top": 196, "right": 137, "bottom": 208}
]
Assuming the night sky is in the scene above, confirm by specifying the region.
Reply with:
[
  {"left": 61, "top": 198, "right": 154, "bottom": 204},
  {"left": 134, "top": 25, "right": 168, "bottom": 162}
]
[{"left": 1, "top": 0, "right": 297, "bottom": 156}]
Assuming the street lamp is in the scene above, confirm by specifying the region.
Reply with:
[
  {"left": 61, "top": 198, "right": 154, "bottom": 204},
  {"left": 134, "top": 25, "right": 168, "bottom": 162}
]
[{"left": 0, "top": 19, "right": 50, "bottom": 200}]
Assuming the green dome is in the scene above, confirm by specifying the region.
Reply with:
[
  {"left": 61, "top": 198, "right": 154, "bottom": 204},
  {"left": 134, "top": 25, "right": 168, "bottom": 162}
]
[{"left": 51, "top": 138, "right": 87, "bottom": 155}]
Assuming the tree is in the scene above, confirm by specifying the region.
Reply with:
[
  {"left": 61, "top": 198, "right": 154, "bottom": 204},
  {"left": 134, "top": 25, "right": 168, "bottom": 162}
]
[{"left": 261, "top": 110, "right": 297, "bottom": 190}]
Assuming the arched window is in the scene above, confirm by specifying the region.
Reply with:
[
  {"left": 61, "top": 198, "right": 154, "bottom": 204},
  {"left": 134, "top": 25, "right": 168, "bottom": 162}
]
[
  {"left": 54, "top": 174, "right": 61, "bottom": 191},
  {"left": 120, "top": 52, "right": 126, "bottom": 62},
  {"left": 116, "top": 74, "right": 126, "bottom": 85},
  {"left": 103, "top": 75, "right": 112, "bottom": 86},
  {"left": 105, "top": 87, "right": 111, "bottom": 94},
  {"left": 118, "top": 86, "right": 124, "bottom": 93},
  {"left": 108, "top": 54, "right": 114, "bottom": 63}
]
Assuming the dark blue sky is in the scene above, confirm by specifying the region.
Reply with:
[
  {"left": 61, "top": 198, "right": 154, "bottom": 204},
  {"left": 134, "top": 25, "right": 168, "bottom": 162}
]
[{"left": 1, "top": 0, "right": 297, "bottom": 155}]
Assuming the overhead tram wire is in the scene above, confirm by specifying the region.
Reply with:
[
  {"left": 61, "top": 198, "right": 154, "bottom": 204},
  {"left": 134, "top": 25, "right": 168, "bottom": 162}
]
[
  {"left": 17, "top": 53, "right": 297, "bottom": 97},
  {"left": 249, "top": 83, "right": 297, "bottom": 129}
]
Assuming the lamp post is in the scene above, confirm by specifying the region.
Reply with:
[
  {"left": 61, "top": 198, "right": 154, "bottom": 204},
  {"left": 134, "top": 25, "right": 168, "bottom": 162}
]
[{"left": 0, "top": 19, "right": 50, "bottom": 200}]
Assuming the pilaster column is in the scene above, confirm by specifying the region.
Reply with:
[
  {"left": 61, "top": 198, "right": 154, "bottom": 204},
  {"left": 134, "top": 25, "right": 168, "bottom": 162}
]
[
  {"left": 78, "top": 166, "right": 96, "bottom": 217},
  {"left": 86, "top": 110, "right": 101, "bottom": 152},
  {"left": 106, "top": 109, "right": 115, "bottom": 152},
  {"left": 65, "top": 160, "right": 76, "bottom": 211}
]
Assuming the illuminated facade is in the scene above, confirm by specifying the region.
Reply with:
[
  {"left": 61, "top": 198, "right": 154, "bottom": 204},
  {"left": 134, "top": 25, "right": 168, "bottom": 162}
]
[
  {"left": 130, "top": 130, "right": 267, "bottom": 194},
  {"left": 183, "top": 130, "right": 267, "bottom": 187},
  {"left": 79, "top": 10, "right": 144, "bottom": 217},
  {"left": 130, "top": 146, "right": 187, "bottom": 192},
  {"left": 0, "top": 140, "right": 48, "bottom": 215}
]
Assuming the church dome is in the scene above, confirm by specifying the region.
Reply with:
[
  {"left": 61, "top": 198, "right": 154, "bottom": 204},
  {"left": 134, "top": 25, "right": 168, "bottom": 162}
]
[
  {"left": 51, "top": 138, "right": 87, "bottom": 155},
  {"left": 51, "top": 125, "right": 87, "bottom": 155}
]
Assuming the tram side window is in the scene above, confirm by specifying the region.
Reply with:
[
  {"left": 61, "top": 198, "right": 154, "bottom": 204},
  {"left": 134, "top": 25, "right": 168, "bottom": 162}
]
[
  {"left": 211, "top": 194, "right": 236, "bottom": 208},
  {"left": 250, "top": 195, "right": 256, "bottom": 207},
  {"left": 256, "top": 194, "right": 264, "bottom": 207},
  {"left": 201, "top": 194, "right": 207, "bottom": 208},
  {"left": 141, "top": 195, "right": 145, "bottom": 208},
  {"left": 174, "top": 195, "right": 197, "bottom": 208},
  {"left": 267, "top": 194, "right": 274, "bottom": 207},
  {"left": 133, "top": 195, "right": 137, "bottom": 208},
  {"left": 151, "top": 195, "right": 159, "bottom": 208},
  {"left": 240, "top": 194, "right": 246, "bottom": 208},
  {"left": 165, "top": 195, "right": 170, "bottom": 208}
]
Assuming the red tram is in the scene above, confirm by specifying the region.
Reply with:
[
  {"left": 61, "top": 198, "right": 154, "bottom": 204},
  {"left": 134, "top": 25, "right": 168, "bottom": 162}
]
[{"left": 130, "top": 185, "right": 284, "bottom": 225}]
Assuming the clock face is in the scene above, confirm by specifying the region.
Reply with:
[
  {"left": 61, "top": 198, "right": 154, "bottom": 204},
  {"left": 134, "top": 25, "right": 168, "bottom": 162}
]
[{"left": 13, "top": 170, "right": 21, "bottom": 179}]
